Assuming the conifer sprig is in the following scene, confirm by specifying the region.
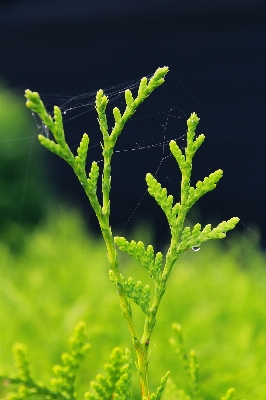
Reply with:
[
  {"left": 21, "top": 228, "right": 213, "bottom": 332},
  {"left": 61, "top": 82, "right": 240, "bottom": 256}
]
[
  {"left": 170, "top": 324, "right": 238, "bottom": 400},
  {"left": 109, "top": 270, "right": 152, "bottom": 315},
  {"left": 150, "top": 371, "right": 170, "bottom": 400},
  {"left": 85, "top": 347, "right": 132, "bottom": 400},
  {"left": 114, "top": 113, "right": 239, "bottom": 396},
  {"left": 21, "top": 67, "right": 240, "bottom": 399},
  {"left": 113, "top": 238, "right": 163, "bottom": 283},
  {"left": 0, "top": 322, "right": 90, "bottom": 400}
]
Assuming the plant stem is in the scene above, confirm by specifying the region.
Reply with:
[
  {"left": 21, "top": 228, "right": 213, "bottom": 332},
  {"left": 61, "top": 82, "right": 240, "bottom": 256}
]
[
  {"left": 137, "top": 154, "right": 192, "bottom": 395},
  {"left": 99, "top": 135, "right": 151, "bottom": 398},
  {"left": 101, "top": 223, "right": 151, "bottom": 398}
]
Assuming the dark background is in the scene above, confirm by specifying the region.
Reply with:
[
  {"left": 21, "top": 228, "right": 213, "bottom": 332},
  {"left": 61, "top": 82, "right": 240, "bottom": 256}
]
[{"left": 1, "top": 0, "right": 265, "bottom": 248}]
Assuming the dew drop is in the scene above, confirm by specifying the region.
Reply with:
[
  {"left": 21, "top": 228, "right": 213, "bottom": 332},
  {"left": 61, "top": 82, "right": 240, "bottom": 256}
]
[{"left": 191, "top": 246, "right": 200, "bottom": 252}]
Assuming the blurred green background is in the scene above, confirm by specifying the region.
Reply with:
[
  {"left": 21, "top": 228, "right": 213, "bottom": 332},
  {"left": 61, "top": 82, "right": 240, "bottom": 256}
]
[
  {"left": 0, "top": 83, "right": 48, "bottom": 251},
  {"left": 0, "top": 85, "right": 266, "bottom": 399}
]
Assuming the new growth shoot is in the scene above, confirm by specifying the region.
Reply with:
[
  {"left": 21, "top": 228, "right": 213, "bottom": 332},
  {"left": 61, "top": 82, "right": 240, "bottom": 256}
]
[{"left": 15, "top": 66, "right": 238, "bottom": 399}]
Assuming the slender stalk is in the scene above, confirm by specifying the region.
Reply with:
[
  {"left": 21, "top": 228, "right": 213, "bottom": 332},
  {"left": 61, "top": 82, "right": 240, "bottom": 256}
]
[
  {"left": 101, "top": 145, "right": 151, "bottom": 398},
  {"left": 92, "top": 68, "right": 170, "bottom": 399},
  {"left": 136, "top": 129, "right": 200, "bottom": 392},
  {"left": 102, "top": 226, "right": 139, "bottom": 341},
  {"left": 93, "top": 114, "right": 149, "bottom": 396}
]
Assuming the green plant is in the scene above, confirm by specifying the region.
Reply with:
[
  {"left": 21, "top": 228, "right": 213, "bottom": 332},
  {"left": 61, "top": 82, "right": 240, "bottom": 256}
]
[{"left": 1, "top": 67, "right": 240, "bottom": 399}]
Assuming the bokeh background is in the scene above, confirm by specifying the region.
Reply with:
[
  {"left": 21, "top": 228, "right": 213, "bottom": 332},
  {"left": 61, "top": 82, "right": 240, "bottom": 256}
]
[
  {"left": 1, "top": 2, "right": 266, "bottom": 399},
  {"left": 0, "top": 0, "right": 265, "bottom": 247}
]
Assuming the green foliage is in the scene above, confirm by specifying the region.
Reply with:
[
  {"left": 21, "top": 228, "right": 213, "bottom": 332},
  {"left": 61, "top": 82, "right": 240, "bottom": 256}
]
[
  {"left": 49, "top": 322, "right": 90, "bottom": 399},
  {"left": 113, "top": 238, "right": 163, "bottom": 283},
  {"left": 178, "top": 219, "right": 239, "bottom": 254},
  {"left": 112, "top": 349, "right": 132, "bottom": 400},
  {"left": 0, "top": 322, "right": 133, "bottom": 400},
  {"left": 85, "top": 347, "right": 132, "bottom": 400},
  {"left": 0, "top": 211, "right": 265, "bottom": 399},
  {"left": 170, "top": 324, "right": 201, "bottom": 399},
  {"left": 0, "top": 322, "right": 90, "bottom": 400},
  {"left": 169, "top": 325, "right": 242, "bottom": 400},
  {"left": 1, "top": 66, "right": 250, "bottom": 399},
  {"left": 109, "top": 270, "right": 151, "bottom": 315},
  {"left": 149, "top": 371, "right": 170, "bottom": 400},
  {"left": 221, "top": 389, "right": 236, "bottom": 400}
]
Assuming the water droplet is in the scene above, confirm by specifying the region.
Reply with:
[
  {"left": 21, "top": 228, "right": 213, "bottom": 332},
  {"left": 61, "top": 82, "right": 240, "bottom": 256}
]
[{"left": 191, "top": 246, "right": 200, "bottom": 252}]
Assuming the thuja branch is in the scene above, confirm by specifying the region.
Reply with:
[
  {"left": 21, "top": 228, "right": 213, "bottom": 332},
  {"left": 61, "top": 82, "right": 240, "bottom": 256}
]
[
  {"left": 0, "top": 322, "right": 90, "bottom": 400},
  {"left": 1, "top": 323, "right": 134, "bottom": 400},
  {"left": 24, "top": 70, "right": 239, "bottom": 399},
  {"left": 114, "top": 113, "right": 239, "bottom": 396},
  {"left": 24, "top": 66, "right": 169, "bottom": 399}
]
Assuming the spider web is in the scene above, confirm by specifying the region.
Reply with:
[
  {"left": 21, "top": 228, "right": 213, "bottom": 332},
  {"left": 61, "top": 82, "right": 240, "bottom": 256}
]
[
  {"left": 1, "top": 70, "right": 265, "bottom": 252},
  {"left": 33, "top": 74, "right": 188, "bottom": 162},
  {"left": 30, "top": 75, "right": 189, "bottom": 243}
]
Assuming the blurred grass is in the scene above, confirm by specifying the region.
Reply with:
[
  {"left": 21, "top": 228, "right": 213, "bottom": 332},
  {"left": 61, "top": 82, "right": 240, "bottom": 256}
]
[{"left": 0, "top": 208, "right": 265, "bottom": 399}]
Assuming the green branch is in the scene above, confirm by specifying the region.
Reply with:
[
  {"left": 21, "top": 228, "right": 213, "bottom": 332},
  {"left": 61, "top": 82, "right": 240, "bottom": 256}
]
[{"left": 21, "top": 68, "right": 240, "bottom": 400}]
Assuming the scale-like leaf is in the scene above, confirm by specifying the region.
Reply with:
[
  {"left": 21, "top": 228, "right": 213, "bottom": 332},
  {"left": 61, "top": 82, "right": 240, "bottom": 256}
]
[
  {"left": 114, "top": 237, "right": 163, "bottom": 282},
  {"left": 85, "top": 348, "right": 131, "bottom": 400},
  {"left": 119, "top": 275, "right": 151, "bottom": 315},
  {"left": 188, "top": 170, "right": 223, "bottom": 207},
  {"left": 75, "top": 133, "right": 89, "bottom": 172},
  {"left": 150, "top": 371, "right": 170, "bottom": 400}
]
